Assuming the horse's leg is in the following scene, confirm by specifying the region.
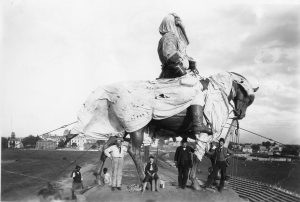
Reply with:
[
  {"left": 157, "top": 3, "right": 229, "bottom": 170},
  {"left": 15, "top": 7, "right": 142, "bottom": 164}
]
[
  {"left": 96, "top": 136, "right": 118, "bottom": 185},
  {"left": 127, "top": 128, "right": 145, "bottom": 184},
  {"left": 190, "top": 133, "right": 213, "bottom": 190},
  {"left": 189, "top": 154, "right": 202, "bottom": 190}
]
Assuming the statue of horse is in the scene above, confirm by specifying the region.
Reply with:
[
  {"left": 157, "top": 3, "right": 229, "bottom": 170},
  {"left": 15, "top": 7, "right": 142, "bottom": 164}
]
[{"left": 66, "top": 71, "right": 258, "bottom": 190}]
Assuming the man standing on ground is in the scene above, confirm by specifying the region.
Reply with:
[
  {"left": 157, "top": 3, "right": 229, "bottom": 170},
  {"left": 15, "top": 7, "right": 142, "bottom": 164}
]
[
  {"left": 174, "top": 139, "right": 194, "bottom": 189},
  {"left": 104, "top": 137, "right": 128, "bottom": 191},
  {"left": 205, "top": 142, "right": 217, "bottom": 184},
  {"left": 71, "top": 165, "right": 84, "bottom": 199},
  {"left": 204, "top": 138, "right": 233, "bottom": 192}
]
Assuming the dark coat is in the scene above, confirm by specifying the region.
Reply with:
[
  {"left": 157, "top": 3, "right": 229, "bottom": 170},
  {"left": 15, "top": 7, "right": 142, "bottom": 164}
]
[
  {"left": 71, "top": 170, "right": 82, "bottom": 183},
  {"left": 206, "top": 147, "right": 233, "bottom": 166},
  {"left": 174, "top": 146, "right": 194, "bottom": 168},
  {"left": 145, "top": 162, "right": 158, "bottom": 175}
]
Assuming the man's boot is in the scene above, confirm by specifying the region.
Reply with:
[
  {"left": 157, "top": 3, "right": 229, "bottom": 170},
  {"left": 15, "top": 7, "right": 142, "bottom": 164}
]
[{"left": 190, "top": 105, "right": 212, "bottom": 135}]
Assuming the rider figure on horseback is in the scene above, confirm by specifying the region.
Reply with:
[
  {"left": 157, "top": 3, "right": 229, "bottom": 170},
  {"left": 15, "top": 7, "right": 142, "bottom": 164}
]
[{"left": 158, "top": 13, "right": 212, "bottom": 136}]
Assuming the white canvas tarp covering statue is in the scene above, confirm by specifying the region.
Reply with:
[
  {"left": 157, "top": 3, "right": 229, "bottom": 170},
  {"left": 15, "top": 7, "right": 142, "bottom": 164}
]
[
  {"left": 71, "top": 73, "right": 204, "bottom": 137},
  {"left": 71, "top": 72, "right": 255, "bottom": 159}
]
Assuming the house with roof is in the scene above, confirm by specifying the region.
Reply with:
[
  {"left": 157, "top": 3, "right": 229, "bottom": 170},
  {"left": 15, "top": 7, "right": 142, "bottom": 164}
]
[
  {"left": 269, "top": 144, "right": 283, "bottom": 155},
  {"left": 40, "top": 134, "right": 63, "bottom": 144},
  {"left": 259, "top": 145, "right": 268, "bottom": 153},
  {"left": 70, "top": 134, "right": 103, "bottom": 150},
  {"left": 8, "top": 138, "right": 23, "bottom": 148},
  {"left": 7, "top": 132, "right": 23, "bottom": 149},
  {"left": 36, "top": 140, "right": 57, "bottom": 150},
  {"left": 242, "top": 144, "right": 253, "bottom": 153}
]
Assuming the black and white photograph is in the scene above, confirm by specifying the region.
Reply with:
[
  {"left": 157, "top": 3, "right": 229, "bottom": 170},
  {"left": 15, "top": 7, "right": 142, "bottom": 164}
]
[{"left": 1, "top": 0, "right": 300, "bottom": 201}]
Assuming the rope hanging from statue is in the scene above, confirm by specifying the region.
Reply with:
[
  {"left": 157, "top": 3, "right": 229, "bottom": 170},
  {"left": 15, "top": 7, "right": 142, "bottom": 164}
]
[
  {"left": 38, "top": 121, "right": 77, "bottom": 138},
  {"left": 224, "top": 123, "right": 285, "bottom": 146}
]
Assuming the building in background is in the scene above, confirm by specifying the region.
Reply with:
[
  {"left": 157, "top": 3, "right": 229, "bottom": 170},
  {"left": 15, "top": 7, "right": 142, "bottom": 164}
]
[
  {"left": 40, "top": 133, "right": 62, "bottom": 144},
  {"left": 8, "top": 132, "right": 23, "bottom": 149},
  {"left": 242, "top": 144, "right": 253, "bottom": 153},
  {"left": 36, "top": 140, "right": 57, "bottom": 150},
  {"left": 70, "top": 135, "right": 87, "bottom": 150},
  {"left": 269, "top": 144, "right": 283, "bottom": 155},
  {"left": 36, "top": 133, "right": 65, "bottom": 149},
  {"left": 259, "top": 145, "right": 268, "bottom": 153},
  {"left": 70, "top": 134, "right": 107, "bottom": 150}
]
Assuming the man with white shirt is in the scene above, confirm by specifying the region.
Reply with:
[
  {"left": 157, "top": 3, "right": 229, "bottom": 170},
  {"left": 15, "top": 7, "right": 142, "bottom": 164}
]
[{"left": 104, "top": 137, "right": 128, "bottom": 191}]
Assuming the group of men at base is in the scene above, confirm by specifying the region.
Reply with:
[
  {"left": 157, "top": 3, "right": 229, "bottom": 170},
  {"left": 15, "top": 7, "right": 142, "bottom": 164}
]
[
  {"left": 100, "top": 137, "right": 233, "bottom": 192},
  {"left": 70, "top": 137, "right": 233, "bottom": 198},
  {"left": 175, "top": 138, "right": 233, "bottom": 192}
]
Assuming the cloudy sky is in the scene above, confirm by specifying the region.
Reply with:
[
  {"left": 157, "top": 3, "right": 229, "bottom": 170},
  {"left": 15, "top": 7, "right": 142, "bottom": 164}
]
[{"left": 1, "top": 0, "right": 299, "bottom": 144}]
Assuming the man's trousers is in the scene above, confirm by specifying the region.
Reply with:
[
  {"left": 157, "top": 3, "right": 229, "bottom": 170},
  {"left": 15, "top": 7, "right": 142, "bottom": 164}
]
[
  {"left": 112, "top": 157, "right": 124, "bottom": 187},
  {"left": 177, "top": 165, "right": 190, "bottom": 188},
  {"left": 206, "top": 161, "right": 227, "bottom": 188}
]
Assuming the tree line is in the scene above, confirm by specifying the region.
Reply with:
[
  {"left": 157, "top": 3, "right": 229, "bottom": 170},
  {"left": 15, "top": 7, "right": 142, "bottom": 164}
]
[
  {"left": 2, "top": 135, "right": 42, "bottom": 149},
  {"left": 228, "top": 141, "right": 300, "bottom": 157}
]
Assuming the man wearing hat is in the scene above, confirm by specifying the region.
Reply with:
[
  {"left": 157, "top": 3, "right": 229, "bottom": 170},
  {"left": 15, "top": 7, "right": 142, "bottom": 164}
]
[
  {"left": 104, "top": 137, "right": 128, "bottom": 191},
  {"left": 204, "top": 138, "right": 233, "bottom": 192},
  {"left": 174, "top": 138, "right": 194, "bottom": 189},
  {"left": 142, "top": 155, "right": 159, "bottom": 192},
  {"left": 71, "top": 165, "right": 83, "bottom": 199}
]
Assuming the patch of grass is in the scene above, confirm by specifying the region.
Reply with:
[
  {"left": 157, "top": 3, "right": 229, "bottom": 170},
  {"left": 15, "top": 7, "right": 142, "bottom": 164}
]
[{"left": 1, "top": 149, "right": 100, "bottom": 200}]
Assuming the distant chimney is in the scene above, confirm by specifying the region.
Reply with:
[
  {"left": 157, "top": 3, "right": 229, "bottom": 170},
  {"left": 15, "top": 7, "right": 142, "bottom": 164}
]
[{"left": 11, "top": 132, "right": 16, "bottom": 139}]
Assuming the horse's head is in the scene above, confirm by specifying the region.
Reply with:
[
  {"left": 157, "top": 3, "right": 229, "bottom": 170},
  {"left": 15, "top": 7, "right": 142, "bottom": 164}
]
[{"left": 230, "top": 72, "right": 259, "bottom": 119}]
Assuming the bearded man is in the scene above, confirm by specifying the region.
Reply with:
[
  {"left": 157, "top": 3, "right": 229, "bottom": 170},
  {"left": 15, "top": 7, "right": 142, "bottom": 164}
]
[{"left": 157, "top": 13, "right": 212, "bottom": 135}]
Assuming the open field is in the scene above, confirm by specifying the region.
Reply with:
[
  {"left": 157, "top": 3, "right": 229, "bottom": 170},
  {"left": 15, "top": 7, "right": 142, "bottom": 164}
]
[{"left": 1, "top": 149, "right": 101, "bottom": 201}]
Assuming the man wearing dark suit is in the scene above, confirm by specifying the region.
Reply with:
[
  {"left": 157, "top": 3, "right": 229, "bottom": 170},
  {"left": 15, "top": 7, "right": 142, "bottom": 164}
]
[
  {"left": 204, "top": 138, "right": 233, "bottom": 192},
  {"left": 174, "top": 139, "right": 195, "bottom": 189},
  {"left": 142, "top": 156, "right": 159, "bottom": 192}
]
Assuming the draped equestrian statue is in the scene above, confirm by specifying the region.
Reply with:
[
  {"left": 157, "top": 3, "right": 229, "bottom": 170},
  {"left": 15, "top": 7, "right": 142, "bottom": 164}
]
[{"left": 65, "top": 71, "right": 258, "bottom": 190}]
